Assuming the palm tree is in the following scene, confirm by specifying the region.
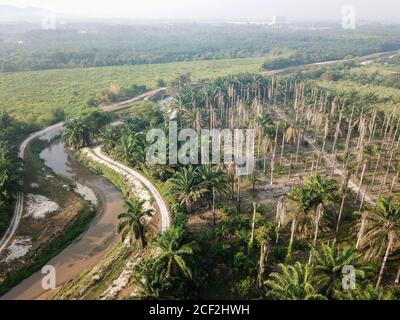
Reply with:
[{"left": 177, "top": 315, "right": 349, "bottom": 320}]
[
  {"left": 356, "top": 144, "right": 381, "bottom": 202},
  {"left": 113, "top": 133, "right": 146, "bottom": 166},
  {"left": 153, "top": 226, "right": 196, "bottom": 280},
  {"left": 98, "top": 125, "right": 119, "bottom": 153},
  {"left": 181, "top": 108, "right": 204, "bottom": 131},
  {"left": 286, "top": 186, "right": 320, "bottom": 257},
  {"left": 311, "top": 242, "right": 364, "bottom": 297},
  {"left": 356, "top": 197, "right": 400, "bottom": 288},
  {"left": 303, "top": 175, "right": 339, "bottom": 206},
  {"left": 197, "top": 165, "right": 229, "bottom": 226},
  {"left": 334, "top": 284, "right": 393, "bottom": 300},
  {"left": 61, "top": 117, "right": 91, "bottom": 150},
  {"left": 116, "top": 198, "right": 154, "bottom": 249},
  {"left": 265, "top": 262, "right": 327, "bottom": 300},
  {"left": 169, "top": 166, "right": 205, "bottom": 212}
]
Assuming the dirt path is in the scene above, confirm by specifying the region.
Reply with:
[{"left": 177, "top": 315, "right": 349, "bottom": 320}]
[
  {"left": 87, "top": 147, "right": 171, "bottom": 232},
  {"left": 261, "top": 50, "right": 398, "bottom": 76}
]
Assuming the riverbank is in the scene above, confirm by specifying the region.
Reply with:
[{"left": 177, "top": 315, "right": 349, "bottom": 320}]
[
  {"left": 53, "top": 149, "right": 169, "bottom": 299},
  {"left": 0, "top": 138, "right": 95, "bottom": 297}
]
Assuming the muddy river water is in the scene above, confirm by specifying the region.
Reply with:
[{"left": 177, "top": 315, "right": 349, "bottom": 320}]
[{"left": 1, "top": 126, "right": 124, "bottom": 300}]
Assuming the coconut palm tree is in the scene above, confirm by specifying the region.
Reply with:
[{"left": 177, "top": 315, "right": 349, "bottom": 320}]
[
  {"left": 153, "top": 226, "right": 196, "bottom": 280},
  {"left": 61, "top": 117, "right": 91, "bottom": 150},
  {"left": 311, "top": 242, "right": 364, "bottom": 297},
  {"left": 265, "top": 262, "right": 327, "bottom": 300},
  {"left": 197, "top": 165, "right": 229, "bottom": 226},
  {"left": 286, "top": 186, "right": 320, "bottom": 257},
  {"left": 113, "top": 133, "right": 146, "bottom": 166},
  {"left": 117, "top": 198, "right": 154, "bottom": 249},
  {"left": 98, "top": 125, "right": 119, "bottom": 153},
  {"left": 356, "top": 144, "right": 381, "bottom": 203},
  {"left": 169, "top": 166, "right": 206, "bottom": 213},
  {"left": 356, "top": 197, "right": 400, "bottom": 288},
  {"left": 304, "top": 175, "right": 340, "bottom": 206}
]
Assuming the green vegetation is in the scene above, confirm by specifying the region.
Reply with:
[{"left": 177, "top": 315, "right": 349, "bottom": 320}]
[
  {"left": 0, "top": 56, "right": 267, "bottom": 126},
  {"left": 117, "top": 198, "right": 154, "bottom": 250},
  {"left": 0, "top": 112, "right": 22, "bottom": 235},
  {"left": 2, "top": 23, "right": 399, "bottom": 72},
  {"left": 84, "top": 72, "right": 400, "bottom": 299}
]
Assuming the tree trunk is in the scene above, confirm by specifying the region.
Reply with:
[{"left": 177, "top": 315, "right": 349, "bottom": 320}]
[
  {"left": 332, "top": 110, "right": 343, "bottom": 155},
  {"left": 395, "top": 268, "right": 400, "bottom": 285},
  {"left": 295, "top": 131, "right": 301, "bottom": 163},
  {"left": 280, "top": 135, "right": 286, "bottom": 165},
  {"left": 356, "top": 214, "right": 368, "bottom": 251},
  {"left": 356, "top": 163, "right": 367, "bottom": 202},
  {"left": 369, "top": 152, "right": 381, "bottom": 191},
  {"left": 237, "top": 176, "right": 241, "bottom": 205},
  {"left": 287, "top": 216, "right": 297, "bottom": 258},
  {"left": 212, "top": 187, "right": 216, "bottom": 226},
  {"left": 309, "top": 204, "right": 324, "bottom": 264},
  {"left": 344, "top": 106, "right": 355, "bottom": 154},
  {"left": 257, "top": 241, "right": 269, "bottom": 288},
  {"left": 378, "top": 151, "right": 394, "bottom": 199},
  {"left": 288, "top": 154, "right": 293, "bottom": 178},
  {"left": 250, "top": 202, "right": 257, "bottom": 245},
  {"left": 334, "top": 193, "right": 346, "bottom": 242},
  {"left": 376, "top": 235, "right": 394, "bottom": 288}
]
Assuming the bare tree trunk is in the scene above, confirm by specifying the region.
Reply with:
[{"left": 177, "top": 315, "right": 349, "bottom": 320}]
[
  {"left": 395, "top": 268, "right": 400, "bottom": 285},
  {"left": 344, "top": 106, "right": 355, "bottom": 154},
  {"left": 295, "top": 130, "right": 302, "bottom": 163},
  {"left": 309, "top": 204, "right": 324, "bottom": 264},
  {"left": 376, "top": 235, "right": 394, "bottom": 288},
  {"left": 356, "top": 163, "right": 367, "bottom": 202},
  {"left": 270, "top": 124, "right": 279, "bottom": 186},
  {"left": 280, "top": 135, "right": 286, "bottom": 165},
  {"left": 288, "top": 154, "right": 293, "bottom": 178},
  {"left": 287, "top": 216, "right": 297, "bottom": 258},
  {"left": 250, "top": 202, "right": 257, "bottom": 245},
  {"left": 356, "top": 214, "right": 368, "bottom": 251},
  {"left": 369, "top": 152, "right": 382, "bottom": 191},
  {"left": 332, "top": 110, "right": 343, "bottom": 155},
  {"left": 378, "top": 151, "right": 394, "bottom": 199},
  {"left": 212, "top": 187, "right": 216, "bottom": 226},
  {"left": 390, "top": 176, "right": 397, "bottom": 194},
  {"left": 334, "top": 193, "right": 347, "bottom": 242},
  {"left": 257, "top": 241, "right": 269, "bottom": 288}
]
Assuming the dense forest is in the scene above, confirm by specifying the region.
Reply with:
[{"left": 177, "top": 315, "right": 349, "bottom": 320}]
[
  {"left": 0, "top": 113, "right": 22, "bottom": 235},
  {"left": 1, "top": 23, "right": 400, "bottom": 72}
]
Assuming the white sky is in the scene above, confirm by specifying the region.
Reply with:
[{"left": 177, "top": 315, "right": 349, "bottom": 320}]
[{"left": 0, "top": 0, "right": 399, "bottom": 20}]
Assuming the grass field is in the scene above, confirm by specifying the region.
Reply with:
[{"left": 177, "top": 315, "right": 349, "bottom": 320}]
[{"left": 0, "top": 56, "right": 268, "bottom": 126}]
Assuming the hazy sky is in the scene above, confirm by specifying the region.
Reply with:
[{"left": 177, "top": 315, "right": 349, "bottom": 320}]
[{"left": 1, "top": 0, "right": 399, "bottom": 20}]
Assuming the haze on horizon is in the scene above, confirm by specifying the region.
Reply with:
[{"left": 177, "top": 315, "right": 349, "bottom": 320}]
[{"left": 0, "top": 0, "right": 399, "bottom": 21}]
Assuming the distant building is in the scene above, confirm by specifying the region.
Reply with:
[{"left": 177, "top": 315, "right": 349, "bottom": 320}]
[{"left": 271, "top": 16, "right": 286, "bottom": 26}]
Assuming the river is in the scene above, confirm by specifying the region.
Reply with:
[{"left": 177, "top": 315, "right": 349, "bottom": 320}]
[{"left": 1, "top": 126, "right": 124, "bottom": 300}]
